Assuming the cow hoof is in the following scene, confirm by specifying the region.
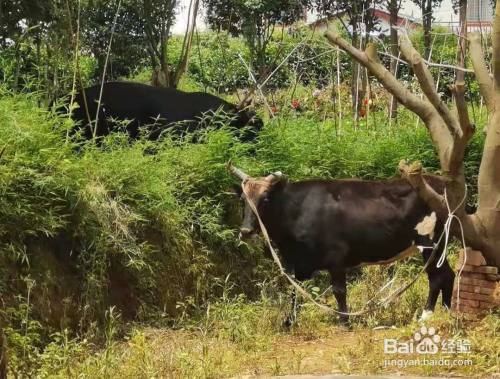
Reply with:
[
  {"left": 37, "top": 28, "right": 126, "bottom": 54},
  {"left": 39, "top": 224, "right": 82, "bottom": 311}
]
[
  {"left": 419, "top": 310, "right": 434, "bottom": 322},
  {"left": 282, "top": 317, "right": 295, "bottom": 331},
  {"left": 337, "top": 317, "right": 351, "bottom": 330}
]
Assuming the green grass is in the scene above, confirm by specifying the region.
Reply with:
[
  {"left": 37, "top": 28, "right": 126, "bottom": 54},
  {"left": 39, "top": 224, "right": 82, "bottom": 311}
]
[{"left": 16, "top": 272, "right": 500, "bottom": 378}]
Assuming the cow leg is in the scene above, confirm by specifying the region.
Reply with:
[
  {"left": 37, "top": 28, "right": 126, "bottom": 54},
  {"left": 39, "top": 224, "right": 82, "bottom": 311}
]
[
  {"left": 329, "top": 269, "right": 349, "bottom": 326},
  {"left": 421, "top": 239, "right": 455, "bottom": 320},
  {"left": 283, "top": 288, "right": 300, "bottom": 329},
  {"left": 439, "top": 259, "right": 455, "bottom": 308}
]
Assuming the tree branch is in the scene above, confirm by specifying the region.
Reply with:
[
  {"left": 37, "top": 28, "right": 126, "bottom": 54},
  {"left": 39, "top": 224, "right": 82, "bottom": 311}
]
[
  {"left": 493, "top": 1, "right": 500, "bottom": 90},
  {"left": 452, "top": 81, "right": 474, "bottom": 141},
  {"left": 142, "top": 0, "right": 162, "bottom": 63},
  {"left": 399, "top": 33, "right": 463, "bottom": 139},
  {"left": 378, "top": 51, "right": 474, "bottom": 73},
  {"left": 173, "top": 0, "right": 199, "bottom": 87},
  {"left": 324, "top": 30, "right": 433, "bottom": 121},
  {"left": 469, "top": 33, "right": 494, "bottom": 111},
  {"left": 452, "top": 1, "right": 474, "bottom": 145}
]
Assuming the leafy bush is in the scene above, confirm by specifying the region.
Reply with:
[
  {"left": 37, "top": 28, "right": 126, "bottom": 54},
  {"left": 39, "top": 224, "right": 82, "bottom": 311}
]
[
  {"left": 0, "top": 88, "right": 270, "bottom": 373},
  {"left": 0, "top": 43, "right": 97, "bottom": 102},
  {"left": 187, "top": 32, "right": 251, "bottom": 93}
]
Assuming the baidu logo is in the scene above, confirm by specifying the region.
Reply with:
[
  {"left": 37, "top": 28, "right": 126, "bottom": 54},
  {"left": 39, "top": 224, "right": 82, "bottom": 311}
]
[{"left": 384, "top": 326, "right": 471, "bottom": 355}]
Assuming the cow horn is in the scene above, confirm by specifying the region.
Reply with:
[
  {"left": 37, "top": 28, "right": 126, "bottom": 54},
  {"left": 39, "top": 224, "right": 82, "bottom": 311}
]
[
  {"left": 265, "top": 171, "right": 284, "bottom": 183},
  {"left": 227, "top": 160, "right": 249, "bottom": 181}
]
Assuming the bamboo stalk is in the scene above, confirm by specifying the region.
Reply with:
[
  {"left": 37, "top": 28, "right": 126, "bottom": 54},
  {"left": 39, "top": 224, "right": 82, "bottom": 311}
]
[{"left": 93, "top": 0, "right": 122, "bottom": 140}]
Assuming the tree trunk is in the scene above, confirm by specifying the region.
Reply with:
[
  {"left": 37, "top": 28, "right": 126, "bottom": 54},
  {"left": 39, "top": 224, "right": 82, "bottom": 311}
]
[
  {"left": 172, "top": 0, "right": 199, "bottom": 88},
  {"left": 13, "top": 40, "right": 22, "bottom": 91},
  {"left": 388, "top": 0, "right": 399, "bottom": 118},
  {"left": 150, "top": 0, "right": 199, "bottom": 88},
  {"left": 422, "top": 0, "right": 433, "bottom": 60},
  {"left": 463, "top": 1, "right": 500, "bottom": 267},
  {"left": 351, "top": 29, "right": 365, "bottom": 120},
  {"left": 151, "top": 66, "right": 168, "bottom": 87},
  {"left": 350, "top": 29, "right": 357, "bottom": 109},
  {"left": 325, "top": 0, "right": 500, "bottom": 269},
  {"left": 472, "top": 102, "right": 500, "bottom": 267}
]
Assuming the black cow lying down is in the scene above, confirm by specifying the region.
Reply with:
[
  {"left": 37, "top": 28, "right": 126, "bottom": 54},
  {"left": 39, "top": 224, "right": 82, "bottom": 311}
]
[
  {"left": 60, "top": 82, "right": 263, "bottom": 142},
  {"left": 228, "top": 164, "right": 455, "bottom": 326}
]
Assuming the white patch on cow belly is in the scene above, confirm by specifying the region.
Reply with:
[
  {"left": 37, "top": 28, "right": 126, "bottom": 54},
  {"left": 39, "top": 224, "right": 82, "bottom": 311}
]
[
  {"left": 358, "top": 245, "right": 419, "bottom": 267},
  {"left": 415, "top": 211, "right": 437, "bottom": 239}
]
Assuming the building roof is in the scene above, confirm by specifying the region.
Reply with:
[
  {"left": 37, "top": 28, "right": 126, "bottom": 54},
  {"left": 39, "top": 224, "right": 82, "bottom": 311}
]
[
  {"left": 308, "top": 8, "right": 421, "bottom": 35},
  {"left": 308, "top": 5, "right": 493, "bottom": 35}
]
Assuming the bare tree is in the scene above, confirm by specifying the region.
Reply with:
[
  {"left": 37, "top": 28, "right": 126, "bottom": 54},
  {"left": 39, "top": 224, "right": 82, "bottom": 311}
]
[
  {"left": 386, "top": 0, "right": 402, "bottom": 118},
  {"left": 412, "top": 0, "right": 443, "bottom": 60},
  {"left": 325, "top": 1, "right": 500, "bottom": 268},
  {"left": 143, "top": 0, "right": 200, "bottom": 88},
  {"left": 315, "top": 0, "right": 379, "bottom": 117}
]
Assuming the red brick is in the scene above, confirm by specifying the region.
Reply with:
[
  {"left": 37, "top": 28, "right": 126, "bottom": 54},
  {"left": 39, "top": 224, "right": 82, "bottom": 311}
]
[
  {"left": 455, "top": 249, "right": 486, "bottom": 268},
  {"left": 486, "top": 274, "right": 500, "bottom": 281},
  {"left": 456, "top": 265, "right": 498, "bottom": 274},
  {"left": 452, "top": 290, "right": 493, "bottom": 302},
  {"left": 459, "top": 277, "right": 497, "bottom": 289},
  {"left": 451, "top": 298, "right": 479, "bottom": 307},
  {"left": 452, "top": 284, "right": 495, "bottom": 295},
  {"left": 478, "top": 301, "right": 498, "bottom": 310},
  {"left": 456, "top": 272, "right": 489, "bottom": 280},
  {"left": 451, "top": 303, "right": 483, "bottom": 314}
]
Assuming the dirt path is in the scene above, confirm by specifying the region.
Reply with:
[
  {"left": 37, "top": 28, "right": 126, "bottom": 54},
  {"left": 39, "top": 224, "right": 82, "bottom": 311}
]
[
  {"left": 125, "top": 324, "right": 487, "bottom": 378},
  {"left": 77, "top": 315, "right": 496, "bottom": 378},
  {"left": 256, "top": 330, "right": 360, "bottom": 375},
  {"left": 273, "top": 376, "right": 456, "bottom": 379}
]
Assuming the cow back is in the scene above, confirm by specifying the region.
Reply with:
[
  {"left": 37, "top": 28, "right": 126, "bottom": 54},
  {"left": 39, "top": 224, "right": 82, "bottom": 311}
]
[
  {"left": 259, "top": 176, "right": 444, "bottom": 278},
  {"left": 68, "top": 82, "right": 244, "bottom": 139}
]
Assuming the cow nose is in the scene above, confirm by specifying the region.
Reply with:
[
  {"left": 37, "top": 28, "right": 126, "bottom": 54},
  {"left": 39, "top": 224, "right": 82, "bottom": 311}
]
[{"left": 239, "top": 227, "right": 253, "bottom": 239}]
